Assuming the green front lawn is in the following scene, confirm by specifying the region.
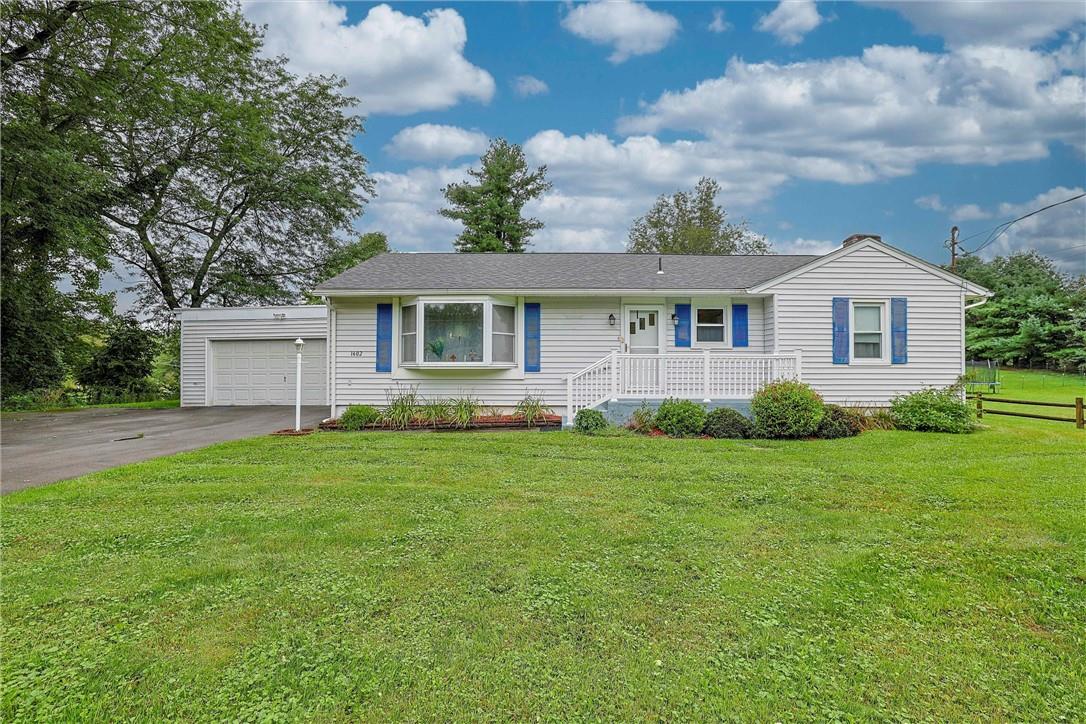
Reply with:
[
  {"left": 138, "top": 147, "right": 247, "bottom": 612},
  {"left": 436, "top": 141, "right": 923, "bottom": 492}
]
[{"left": 3, "top": 410, "right": 1084, "bottom": 719}]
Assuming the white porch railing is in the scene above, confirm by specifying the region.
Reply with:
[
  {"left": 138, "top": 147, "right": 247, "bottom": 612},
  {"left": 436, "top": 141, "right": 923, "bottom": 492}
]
[{"left": 566, "top": 351, "right": 802, "bottom": 423}]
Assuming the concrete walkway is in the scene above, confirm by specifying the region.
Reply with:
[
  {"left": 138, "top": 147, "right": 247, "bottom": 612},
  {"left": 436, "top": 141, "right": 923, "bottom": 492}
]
[{"left": 1, "top": 405, "right": 328, "bottom": 493}]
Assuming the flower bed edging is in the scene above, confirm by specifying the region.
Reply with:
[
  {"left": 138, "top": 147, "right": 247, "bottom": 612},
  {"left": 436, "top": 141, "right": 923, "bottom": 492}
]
[{"left": 320, "top": 414, "right": 562, "bottom": 433}]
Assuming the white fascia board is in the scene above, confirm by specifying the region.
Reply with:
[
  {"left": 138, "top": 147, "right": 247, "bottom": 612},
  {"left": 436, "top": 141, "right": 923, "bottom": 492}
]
[
  {"left": 174, "top": 305, "right": 328, "bottom": 322},
  {"left": 748, "top": 238, "right": 992, "bottom": 298}
]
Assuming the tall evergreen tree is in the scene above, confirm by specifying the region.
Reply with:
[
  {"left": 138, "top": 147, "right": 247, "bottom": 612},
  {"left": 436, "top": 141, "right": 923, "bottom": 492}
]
[
  {"left": 440, "top": 139, "right": 552, "bottom": 253},
  {"left": 626, "top": 177, "right": 771, "bottom": 255}
]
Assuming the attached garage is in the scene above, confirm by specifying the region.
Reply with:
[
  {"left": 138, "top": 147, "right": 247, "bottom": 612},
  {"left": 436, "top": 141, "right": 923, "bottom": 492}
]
[{"left": 175, "top": 306, "right": 328, "bottom": 407}]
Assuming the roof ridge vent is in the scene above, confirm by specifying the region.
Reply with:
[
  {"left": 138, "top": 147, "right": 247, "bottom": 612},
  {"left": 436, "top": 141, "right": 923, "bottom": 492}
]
[{"left": 842, "top": 233, "right": 881, "bottom": 247}]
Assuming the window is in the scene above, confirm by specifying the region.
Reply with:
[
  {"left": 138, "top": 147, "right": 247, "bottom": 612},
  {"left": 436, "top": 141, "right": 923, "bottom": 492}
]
[
  {"left": 400, "top": 304, "right": 417, "bottom": 363},
  {"left": 492, "top": 304, "right": 515, "bottom": 363},
  {"left": 423, "top": 302, "right": 483, "bottom": 362},
  {"left": 399, "top": 298, "right": 517, "bottom": 366},
  {"left": 853, "top": 302, "right": 884, "bottom": 360},
  {"left": 695, "top": 307, "right": 726, "bottom": 343}
]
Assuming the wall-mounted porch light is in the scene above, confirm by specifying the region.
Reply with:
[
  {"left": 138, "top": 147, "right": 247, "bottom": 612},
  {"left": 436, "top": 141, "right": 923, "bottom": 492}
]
[
  {"left": 608, "top": 313, "right": 616, "bottom": 326},
  {"left": 670, "top": 313, "right": 679, "bottom": 326}
]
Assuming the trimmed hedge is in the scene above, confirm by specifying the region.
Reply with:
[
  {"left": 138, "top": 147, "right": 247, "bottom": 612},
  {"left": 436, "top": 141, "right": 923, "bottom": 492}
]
[
  {"left": 703, "top": 407, "right": 752, "bottom": 439},
  {"left": 890, "top": 387, "right": 974, "bottom": 433},
  {"left": 816, "top": 404, "right": 863, "bottom": 439},
  {"left": 338, "top": 404, "right": 382, "bottom": 431},
  {"left": 574, "top": 408, "right": 608, "bottom": 434},
  {"left": 751, "top": 380, "right": 825, "bottom": 439},
  {"left": 655, "top": 398, "right": 708, "bottom": 438}
]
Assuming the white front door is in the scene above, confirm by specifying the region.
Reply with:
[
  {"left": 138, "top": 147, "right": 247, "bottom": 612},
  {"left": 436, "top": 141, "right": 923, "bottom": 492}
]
[{"left": 625, "top": 307, "right": 662, "bottom": 354}]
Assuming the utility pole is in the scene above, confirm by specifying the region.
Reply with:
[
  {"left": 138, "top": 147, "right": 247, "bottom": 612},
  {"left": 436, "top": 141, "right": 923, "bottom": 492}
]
[{"left": 949, "top": 225, "right": 959, "bottom": 273}]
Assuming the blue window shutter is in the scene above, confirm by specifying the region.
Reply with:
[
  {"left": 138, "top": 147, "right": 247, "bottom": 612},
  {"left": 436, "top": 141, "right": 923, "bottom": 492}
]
[
  {"left": 524, "top": 303, "right": 541, "bottom": 372},
  {"left": 832, "top": 297, "right": 849, "bottom": 365},
  {"left": 674, "top": 304, "right": 691, "bottom": 347},
  {"left": 891, "top": 297, "right": 908, "bottom": 364},
  {"left": 376, "top": 303, "right": 392, "bottom": 373},
  {"left": 732, "top": 304, "right": 749, "bottom": 347}
]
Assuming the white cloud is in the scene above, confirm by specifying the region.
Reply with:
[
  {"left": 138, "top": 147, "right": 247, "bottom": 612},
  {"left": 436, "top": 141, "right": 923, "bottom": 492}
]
[
  {"left": 385, "top": 124, "right": 488, "bottom": 162},
  {"left": 708, "top": 9, "right": 731, "bottom": 33},
  {"left": 971, "top": 187, "right": 1086, "bottom": 272},
  {"left": 774, "top": 237, "right": 839, "bottom": 255},
  {"left": 869, "top": 1, "right": 1086, "bottom": 48},
  {"left": 756, "top": 0, "right": 823, "bottom": 45},
  {"left": 915, "top": 194, "right": 946, "bottom": 211},
  {"left": 243, "top": 2, "right": 494, "bottom": 115},
  {"left": 357, "top": 167, "right": 466, "bottom": 252},
  {"left": 561, "top": 0, "right": 680, "bottom": 63},
  {"left": 619, "top": 41, "right": 1086, "bottom": 180},
  {"left": 512, "top": 75, "right": 549, "bottom": 97},
  {"left": 949, "top": 204, "right": 990, "bottom": 222}
]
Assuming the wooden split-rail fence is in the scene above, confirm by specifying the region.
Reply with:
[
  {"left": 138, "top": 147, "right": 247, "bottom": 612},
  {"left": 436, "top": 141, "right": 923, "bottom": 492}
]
[{"left": 971, "top": 393, "right": 1084, "bottom": 429}]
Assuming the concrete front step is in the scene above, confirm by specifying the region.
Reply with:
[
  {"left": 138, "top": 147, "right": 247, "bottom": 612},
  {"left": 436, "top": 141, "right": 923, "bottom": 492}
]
[{"left": 594, "top": 398, "right": 752, "bottom": 426}]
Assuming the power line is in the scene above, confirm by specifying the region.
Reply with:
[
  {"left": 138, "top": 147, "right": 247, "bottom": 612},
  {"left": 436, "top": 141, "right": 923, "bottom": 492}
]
[{"left": 964, "top": 192, "right": 1086, "bottom": 256}]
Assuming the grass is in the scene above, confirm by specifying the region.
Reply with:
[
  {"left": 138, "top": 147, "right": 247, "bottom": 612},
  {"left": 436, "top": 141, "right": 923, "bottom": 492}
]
[
  {"left": 1, "top": 398, "right": 180, "bottom": 415},
  {"left": 977, "top": 368, "right": 1085, "bottom": 426},
  {"left": 2, "top": 380, "right": 1085, "bottom": 720}
]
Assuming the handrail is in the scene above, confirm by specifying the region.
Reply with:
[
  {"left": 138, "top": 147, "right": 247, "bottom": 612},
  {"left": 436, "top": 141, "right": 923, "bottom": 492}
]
[{"left": 565, "top": 350, "right": 802, "bottom": 425}]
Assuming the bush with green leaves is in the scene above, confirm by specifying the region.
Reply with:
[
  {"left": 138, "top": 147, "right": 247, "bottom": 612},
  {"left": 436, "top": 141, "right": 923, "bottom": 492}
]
[
  {"left": 703, "top": 407, "right": 752, "bottom": 439},
  {"left": 750, "top": 380, "right": 825, "bottom": 439},
  {"left": 573, "top": 408, "right": 608, "bottom": 434},
  {"left": 338, "top": 404, "right": 381, "bottom": 431},
  {"left": 627, "top": 403, "right": 656, "bottom": 434},
  {"left": 514, "top": 393, "right": 554, "bottom": 426},
  {"left": 450, "top": 395, "right": 481, "bottom": 429},
  {"left": 383, "top": 387, "right": 420, "bottom": 430},
  {"left": 815, "top": 404, "right": 863, "bottom": 439},
  {"left": 77, "top": 317, "right": 156, "bottom": 396},
  {"left": 654, "top": 398, "right": 708, "bottom": 438},
  {"left": 890, "top": 386, "right": 974, "bottom": 433}
]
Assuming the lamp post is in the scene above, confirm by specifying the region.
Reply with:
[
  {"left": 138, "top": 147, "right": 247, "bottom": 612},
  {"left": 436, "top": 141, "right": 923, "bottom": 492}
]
[{"left": 294, "top": 338, "right": 305, "bottom": 431}]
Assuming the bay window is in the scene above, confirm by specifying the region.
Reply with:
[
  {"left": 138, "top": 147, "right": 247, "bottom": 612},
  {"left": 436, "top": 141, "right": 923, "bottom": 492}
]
[{"left": 399, "top": 297, "right": 517, "bottom": 367}]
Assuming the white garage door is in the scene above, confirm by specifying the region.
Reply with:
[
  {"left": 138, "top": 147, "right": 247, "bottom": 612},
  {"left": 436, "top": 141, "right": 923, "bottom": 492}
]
[{"left": 211, "top": 339, "right": 327, "bottom": 405}]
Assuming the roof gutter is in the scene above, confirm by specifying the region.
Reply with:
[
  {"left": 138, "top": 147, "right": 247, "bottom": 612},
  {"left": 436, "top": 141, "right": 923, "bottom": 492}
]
[{"left": 314, "top": 287, "right": 757, "bottom": 297}]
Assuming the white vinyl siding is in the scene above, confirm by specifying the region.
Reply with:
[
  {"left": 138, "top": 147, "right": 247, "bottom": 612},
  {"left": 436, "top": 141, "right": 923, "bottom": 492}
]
[
  {"left": 179, "top": 306, "right": 328, "bottom": 407},
  {"left": 330, "top": 296, "right": 620, "bottom": 415},
  {"left": 766, "top": 244, "right": 964, "bottom": 406}
]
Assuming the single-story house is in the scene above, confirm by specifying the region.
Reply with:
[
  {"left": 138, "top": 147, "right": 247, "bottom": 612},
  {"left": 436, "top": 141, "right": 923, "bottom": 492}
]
[{"left": 176, "top": 235, "right": 991, "bottom": 424}]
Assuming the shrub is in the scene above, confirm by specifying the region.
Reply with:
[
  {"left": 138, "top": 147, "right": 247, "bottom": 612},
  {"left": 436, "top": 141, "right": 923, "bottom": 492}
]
[
  {"left": 890, "top": 386, "right": 974, "bottom": 433},
  {"left": 78, "top": 317, "right": 156, "bottom": 395},
  {"left": 815, "top": 404, "right": 863, "bottom": 439},
  {"left": 866, "top": 409, "right": 896, "bottom": 430},
  {"left": 383, "top": 387, "right": 420, "bottom": 430},
  {"left": 703, "top": 407, "right": 752, "bottom": 439},
  {"left": 573, "top": 408, "right": 607, "bottom": 434},
  {"left": 418, "top": 398, "right": 452, "bottom": 428},
  {"left": 514, "top": 393, "right": 554, "bottom": 427},
  {"left": 449, "top": 395, "right": 481, "bottom": 429},
  {"left": 750, "top": 380, "right": 824, "bottom": 439},
  {"left": 627, "top": 403, "right": 656, "bottom": 434},
  {"left": 655, "top": 398, "right": 708, "bottom": 438},
  {"left": 339, "top": 404, "right": 381, "bottom": 431}
]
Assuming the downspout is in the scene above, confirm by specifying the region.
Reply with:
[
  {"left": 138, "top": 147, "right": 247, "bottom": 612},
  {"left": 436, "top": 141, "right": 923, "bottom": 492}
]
[{"left": 964, "top": 296, "right": 990, "bottom": 311}]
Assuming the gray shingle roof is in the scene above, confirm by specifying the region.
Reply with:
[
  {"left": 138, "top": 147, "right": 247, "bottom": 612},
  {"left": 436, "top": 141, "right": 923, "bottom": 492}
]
[{"left": 314, "top": 253, "right": 821, "bottom": 293}]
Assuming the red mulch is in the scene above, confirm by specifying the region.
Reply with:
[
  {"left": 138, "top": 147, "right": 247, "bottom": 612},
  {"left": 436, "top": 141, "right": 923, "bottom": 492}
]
[
  {"left": 271, "top": 428, "right": 316, "bottom": 436},
  {"left": 319, "top": 414, "right": 562, "bottom": 433}
]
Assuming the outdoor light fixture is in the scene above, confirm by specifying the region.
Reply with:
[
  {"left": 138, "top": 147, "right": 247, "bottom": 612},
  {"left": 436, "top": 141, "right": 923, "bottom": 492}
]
[
  {"left": 670, "top": 313, "right": 679, "bottom": 326},
  {"left": 608, "top": 313, "right": 616, "bottom": 326}
]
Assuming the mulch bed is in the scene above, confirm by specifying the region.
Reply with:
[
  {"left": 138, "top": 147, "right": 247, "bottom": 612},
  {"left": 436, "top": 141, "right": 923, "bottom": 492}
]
[
  {"left": 319, "top": 414, "right": 562, "bottom": 433},
  {"left": 271, "top": 428, "right": 317, "bottom": 436}
]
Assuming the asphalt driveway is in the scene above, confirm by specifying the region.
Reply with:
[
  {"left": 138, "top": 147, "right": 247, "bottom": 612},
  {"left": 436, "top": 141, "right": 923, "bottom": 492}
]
[{"left": 1, "top": 406, "right": 328, "bottom": 493}]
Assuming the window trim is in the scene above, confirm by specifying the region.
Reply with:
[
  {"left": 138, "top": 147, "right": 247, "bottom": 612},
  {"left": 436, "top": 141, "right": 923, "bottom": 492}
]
[
  {"left": 691, "top": 298, "right": 731, "bottom": 349},
  {"left": 397, "top": 295, "right": 518, "bottom": 369},
  {"left": 849, "top": 299, "right": 889, "bottom": 365}
]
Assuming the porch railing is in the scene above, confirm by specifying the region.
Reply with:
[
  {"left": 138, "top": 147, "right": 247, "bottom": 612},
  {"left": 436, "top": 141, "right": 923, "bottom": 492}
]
[{"left": 566, "top": 351, "right": 802, "bottom": 423}]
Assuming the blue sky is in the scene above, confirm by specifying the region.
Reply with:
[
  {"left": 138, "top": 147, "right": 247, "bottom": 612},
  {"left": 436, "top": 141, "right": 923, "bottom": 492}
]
[{"left": 243, "top": 0, "right": 1086, "bottom": 273}]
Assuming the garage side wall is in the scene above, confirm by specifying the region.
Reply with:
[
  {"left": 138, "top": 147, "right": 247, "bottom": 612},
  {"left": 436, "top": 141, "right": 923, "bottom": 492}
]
[{"left": 179, "top": 307, "right": 328, "bottom": 407}]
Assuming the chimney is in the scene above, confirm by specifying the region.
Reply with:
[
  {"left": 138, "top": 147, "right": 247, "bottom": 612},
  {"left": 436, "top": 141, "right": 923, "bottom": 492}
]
[{"left": 842, "top": 233, "right": 881, "bottom": 247}]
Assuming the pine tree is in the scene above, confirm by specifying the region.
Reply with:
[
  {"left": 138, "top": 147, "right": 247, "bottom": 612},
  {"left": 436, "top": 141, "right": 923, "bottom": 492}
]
[{"left": 440, "top": 139, "right": 552, "bottom": 253}]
